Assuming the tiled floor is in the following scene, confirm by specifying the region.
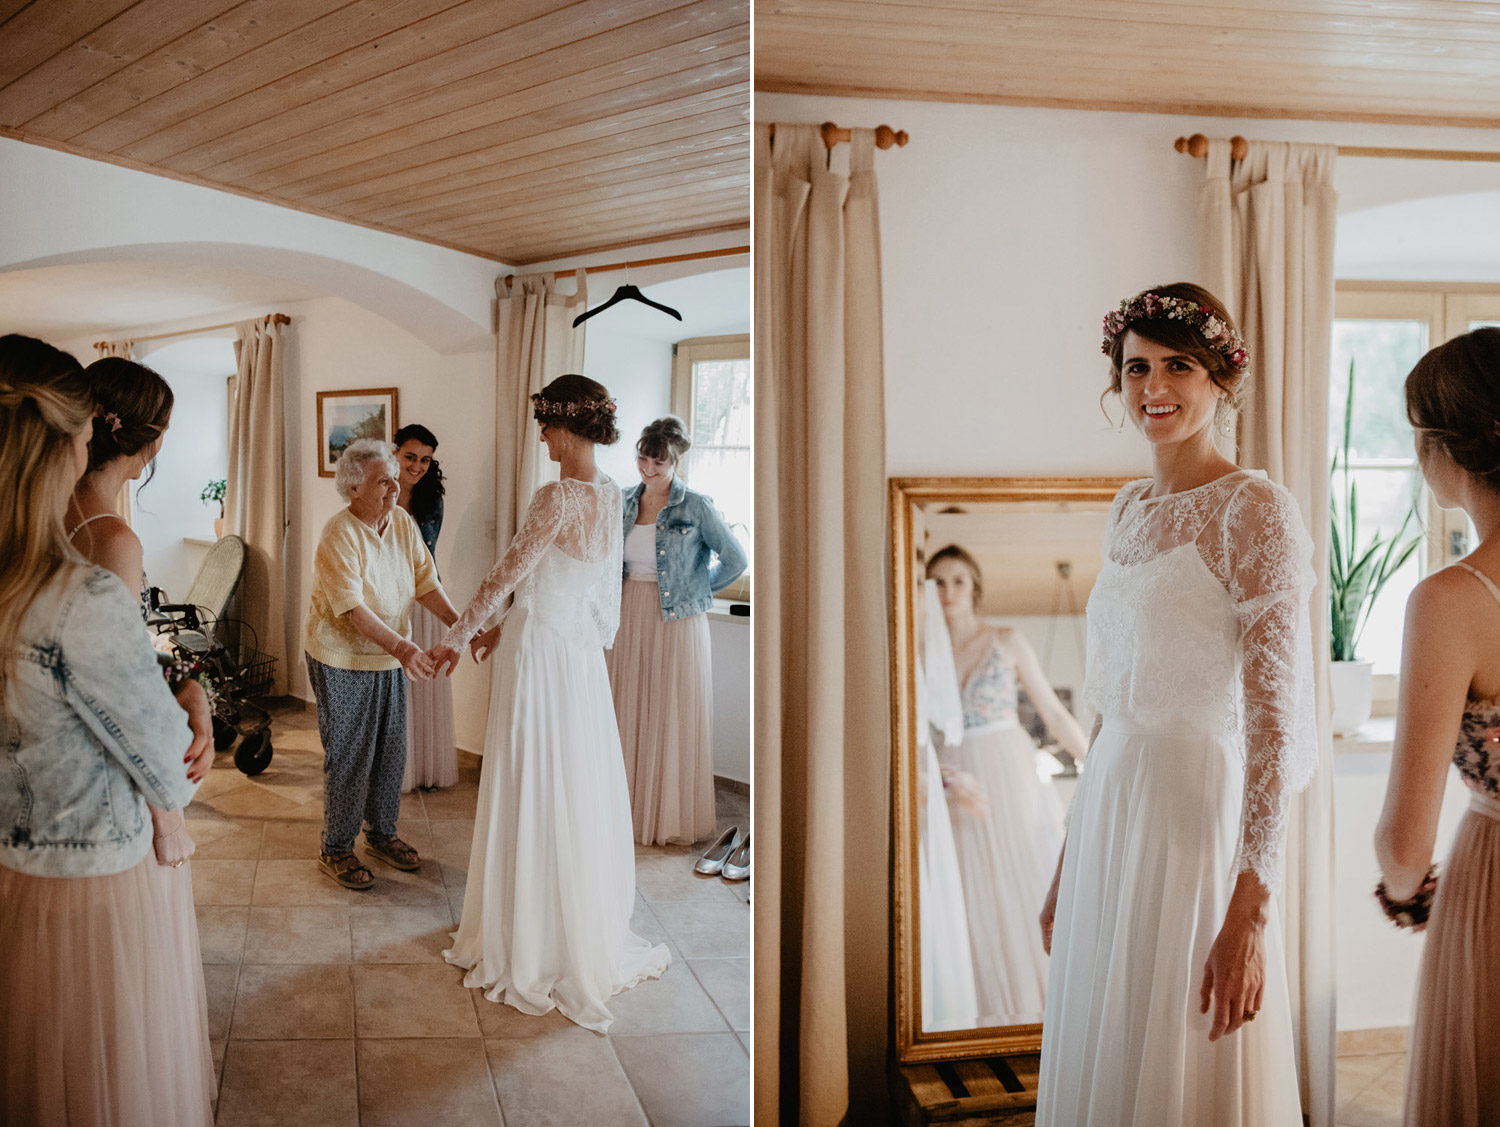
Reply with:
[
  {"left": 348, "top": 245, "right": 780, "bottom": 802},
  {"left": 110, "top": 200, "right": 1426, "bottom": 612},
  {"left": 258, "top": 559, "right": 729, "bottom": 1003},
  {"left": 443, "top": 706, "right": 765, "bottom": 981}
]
[
  {"left": 1336, "top": 1029, "right": 1408, "bottom": 1127},
  {"left": 189, "top": 702, "right": 750, "bottom": 1127}
]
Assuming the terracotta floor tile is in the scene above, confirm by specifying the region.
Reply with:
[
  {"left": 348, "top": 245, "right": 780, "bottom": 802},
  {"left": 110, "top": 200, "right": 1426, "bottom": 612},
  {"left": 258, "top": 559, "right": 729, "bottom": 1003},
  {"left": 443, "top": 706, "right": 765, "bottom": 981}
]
[
  {"left": 231, "top": 963, "right": 355, "bottom": 1039},
  {"left": 353, "top": 963, "right": 480, "bottom": 1038},
  {"left": 486, "top": 1030, "right": 648, "bottom": 1127},
  {"left": 348, "top": 903, "right": 455, "bottom": 964},
  {"left": 612, "top": 1032, "right": 749, "bottom": 1127},
  {"left": 216, "top": 1039, "right": 358, "bottom": 1127},
  {"left": 191, "top": 859, "right": 258, "bottom": 905},
  {"left": 687, "top": 957, "right": 750, "bottom": 1032},
  {"left": 357, "top": 1038, "right": 502, "bottom": 1127},
  {"left": 195, "top": 904, "right": 250, "bottom": 964},
  {"left": 243, "top": 905, "right": 353, "bottom": 963}
]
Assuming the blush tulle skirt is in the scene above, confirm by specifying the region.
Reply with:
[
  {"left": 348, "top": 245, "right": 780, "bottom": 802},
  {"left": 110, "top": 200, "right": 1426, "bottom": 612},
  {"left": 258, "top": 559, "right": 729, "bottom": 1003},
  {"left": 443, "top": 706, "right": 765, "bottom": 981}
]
[
  {"left": 1404, "top": 791, "right": 1500, "bottom": 1126},
  {"left": 0, "top": 854, "right": 215, "bottom": 1126},
  {"left": 402, "top": 600, "right": 458, "bottom": 791},
  {"left": 605, "top": 575, "right": 717, "bottom": 845}
]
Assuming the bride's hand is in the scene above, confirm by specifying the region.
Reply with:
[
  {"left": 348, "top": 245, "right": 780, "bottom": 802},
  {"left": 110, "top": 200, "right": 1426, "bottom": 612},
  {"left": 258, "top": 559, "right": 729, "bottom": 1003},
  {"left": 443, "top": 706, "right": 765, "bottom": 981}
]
[
  {"left": 427, "top": 644, "right": 461, "bottom": 677},
  {"left": 1199, "top": 905, "right": 1267, "bottom": 1041},
  {"left": 470, "top": 626, "right": 501, "bottom": 663}
]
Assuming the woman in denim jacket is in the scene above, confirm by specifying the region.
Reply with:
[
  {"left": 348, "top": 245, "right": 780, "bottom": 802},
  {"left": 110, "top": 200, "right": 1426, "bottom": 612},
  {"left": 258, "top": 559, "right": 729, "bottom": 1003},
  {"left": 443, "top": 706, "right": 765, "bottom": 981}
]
[
  {"left": 0, "top": 335, "right": 214, "bottom": 1126},
  {"left": 606, "top": 416, "right": 747, "bottom": 845}
]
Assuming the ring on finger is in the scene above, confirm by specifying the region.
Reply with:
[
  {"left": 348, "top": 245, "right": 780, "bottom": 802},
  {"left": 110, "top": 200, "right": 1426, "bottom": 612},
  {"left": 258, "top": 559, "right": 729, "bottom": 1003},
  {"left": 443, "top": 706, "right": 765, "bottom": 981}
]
[{"left": 1244, "top": 1010, "right": 1258, "bottom": 1021}]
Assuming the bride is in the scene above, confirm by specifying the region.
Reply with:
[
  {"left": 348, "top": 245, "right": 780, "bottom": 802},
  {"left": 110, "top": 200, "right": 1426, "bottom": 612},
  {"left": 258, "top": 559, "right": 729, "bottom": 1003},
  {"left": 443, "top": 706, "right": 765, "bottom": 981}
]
[
  {"left": 430, "top": 374, "right": 669, "bottom": 1033},
  {"left": 1036, "top": 284, "right": 1316, "bottom": 1125}
]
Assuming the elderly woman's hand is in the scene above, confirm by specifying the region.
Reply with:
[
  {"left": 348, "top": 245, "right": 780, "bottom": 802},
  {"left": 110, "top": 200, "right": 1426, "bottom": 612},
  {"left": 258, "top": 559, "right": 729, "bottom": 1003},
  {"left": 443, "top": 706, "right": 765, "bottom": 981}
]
[
  {"left": 396, "top": 641, "right": 436, "bottom": 681},
  {"left": 174, "top": 679, "right": 215, "bottom": 783}
]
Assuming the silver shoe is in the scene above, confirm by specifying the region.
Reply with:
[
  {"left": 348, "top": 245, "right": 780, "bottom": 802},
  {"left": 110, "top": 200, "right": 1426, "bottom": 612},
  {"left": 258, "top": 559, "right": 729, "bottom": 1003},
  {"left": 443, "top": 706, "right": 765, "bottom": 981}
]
[
  {"left": 720, "top": 833, "right": 751, "bottom": 882},
  {"left": 694, "top": 826, "right": 742, "bottom": 876}
]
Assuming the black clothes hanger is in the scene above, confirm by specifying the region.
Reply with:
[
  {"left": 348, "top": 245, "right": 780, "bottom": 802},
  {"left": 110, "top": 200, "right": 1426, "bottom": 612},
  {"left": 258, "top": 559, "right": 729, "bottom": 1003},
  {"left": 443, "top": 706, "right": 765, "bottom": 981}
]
[{"left": 572, "top": 284, "right": 683, "bottom": 327}]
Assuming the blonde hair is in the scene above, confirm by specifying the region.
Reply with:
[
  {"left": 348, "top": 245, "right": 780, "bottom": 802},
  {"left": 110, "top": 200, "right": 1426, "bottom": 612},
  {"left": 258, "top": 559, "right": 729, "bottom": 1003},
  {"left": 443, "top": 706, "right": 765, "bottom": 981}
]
[{"left": 0, "top": 335, "right": 92, "bottom": 688}]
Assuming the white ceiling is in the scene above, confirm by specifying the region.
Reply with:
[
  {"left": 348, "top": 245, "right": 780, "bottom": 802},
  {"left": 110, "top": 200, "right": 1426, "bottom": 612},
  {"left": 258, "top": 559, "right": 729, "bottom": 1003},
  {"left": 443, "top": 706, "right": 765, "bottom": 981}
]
[{"left": 0, "top": 259, "right": 324, "bottom": 340}]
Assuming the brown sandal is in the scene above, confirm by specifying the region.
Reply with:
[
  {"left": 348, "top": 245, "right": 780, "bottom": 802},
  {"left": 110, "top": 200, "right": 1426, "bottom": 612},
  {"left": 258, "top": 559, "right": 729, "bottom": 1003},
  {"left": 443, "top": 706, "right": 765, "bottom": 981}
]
[
  {"left": 319, "top": 851, "right": 374, "bottom": 890},
  {"left": 364, "top": 834, "right": 421, "bottom": 872}
]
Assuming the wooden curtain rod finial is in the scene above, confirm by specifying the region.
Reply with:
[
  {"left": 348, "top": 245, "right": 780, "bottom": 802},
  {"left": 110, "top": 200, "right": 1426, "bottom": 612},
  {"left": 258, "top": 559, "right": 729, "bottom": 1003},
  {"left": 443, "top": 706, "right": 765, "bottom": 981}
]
[
  {"left": 815, "top": 121, "right": 909, "bottom": 149},
  {"left": 1174, "top": 133, "right": 1248, "bottom": 161}
]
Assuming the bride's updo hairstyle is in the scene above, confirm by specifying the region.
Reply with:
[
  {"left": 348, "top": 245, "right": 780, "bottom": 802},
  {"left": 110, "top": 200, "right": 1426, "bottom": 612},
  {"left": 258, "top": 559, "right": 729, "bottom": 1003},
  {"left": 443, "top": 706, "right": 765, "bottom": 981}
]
[
  {"left": 84, "top": 357, "right": 173, "bottom": 483},
  {"left": 928, "top": 543, "right": 984, "bottom": 606},
  {"left": 637, "top": 415, "right": 691, "bottom": 465},
  {"left": 1102, "top": 282, "right": 1249, "bottom": 414},
  {"left": 1406, "top": 327, "right": 1500, "bottom": 493},
  {"left": 531, "top": 373, "right": 619, "bottom": 445}
]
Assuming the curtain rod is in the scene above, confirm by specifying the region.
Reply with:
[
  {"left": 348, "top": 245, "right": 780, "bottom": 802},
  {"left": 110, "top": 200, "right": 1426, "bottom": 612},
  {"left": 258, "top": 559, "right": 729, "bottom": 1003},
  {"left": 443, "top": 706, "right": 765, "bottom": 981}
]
[
  {"left": 767, "top": 121, "right": 909, "bottom": 150},
  {"left": 502, "top": 244, "right": 748, "bottom": 287},
  {"left": 1174, "top": 133, "right": 1500, "bottom": 164},
  {"left": 94, "top": 312, "right": 290, "bottom": 351}
]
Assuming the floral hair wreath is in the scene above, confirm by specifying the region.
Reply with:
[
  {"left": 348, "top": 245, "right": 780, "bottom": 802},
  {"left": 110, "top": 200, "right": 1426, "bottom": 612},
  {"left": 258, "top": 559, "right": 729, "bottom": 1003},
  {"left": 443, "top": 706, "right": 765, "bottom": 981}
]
[
  {"left": 1101, "top": 292, "right": 1250, "bottom": 371},
  {"left": 530, "top": 391, "right": 617, "bottom": 420}
]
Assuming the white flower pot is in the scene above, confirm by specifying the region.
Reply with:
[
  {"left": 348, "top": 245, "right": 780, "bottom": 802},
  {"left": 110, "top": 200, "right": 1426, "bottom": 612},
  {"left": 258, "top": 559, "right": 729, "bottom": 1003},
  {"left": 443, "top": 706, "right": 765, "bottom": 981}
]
[{"left": 1330, "top": 660, "right": 1374, "bottom": 737}]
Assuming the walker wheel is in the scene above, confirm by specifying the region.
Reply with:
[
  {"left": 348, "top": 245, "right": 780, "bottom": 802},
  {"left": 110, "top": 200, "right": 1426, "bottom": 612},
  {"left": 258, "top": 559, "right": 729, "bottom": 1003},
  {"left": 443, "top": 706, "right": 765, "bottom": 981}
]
[{"left": 234, "top": 730, "right": 273, "bottom": 776}]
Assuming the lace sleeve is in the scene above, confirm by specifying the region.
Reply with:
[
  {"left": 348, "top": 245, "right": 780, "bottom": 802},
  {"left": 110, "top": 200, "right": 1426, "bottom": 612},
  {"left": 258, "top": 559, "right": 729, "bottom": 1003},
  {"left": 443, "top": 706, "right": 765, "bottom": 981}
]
[
  {"left": 1219, "top": 478, "right": 1319, "bottom": 891},
  {"left": 441, "top": 483, "right": 568, "bottom": 651}
]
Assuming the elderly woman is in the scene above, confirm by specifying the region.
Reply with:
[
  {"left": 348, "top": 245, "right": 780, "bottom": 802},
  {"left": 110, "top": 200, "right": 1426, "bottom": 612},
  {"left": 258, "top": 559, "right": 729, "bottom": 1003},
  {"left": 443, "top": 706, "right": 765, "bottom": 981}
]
[{"left": 306, "top": 437, "right": 460, "bottom": 889}]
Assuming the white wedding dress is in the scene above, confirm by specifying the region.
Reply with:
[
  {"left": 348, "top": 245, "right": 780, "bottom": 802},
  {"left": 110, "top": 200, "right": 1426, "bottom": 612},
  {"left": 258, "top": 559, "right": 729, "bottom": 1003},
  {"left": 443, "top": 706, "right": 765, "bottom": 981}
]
[
  {"left": 440, "top": 476, "right": 669, "bottom": 1033},
  {"left": 1036, "top": 471, "right": 1316, "bottom": 1126},
  {"left": 915, "top": 581, "right": 978, "bottom": 1032}
]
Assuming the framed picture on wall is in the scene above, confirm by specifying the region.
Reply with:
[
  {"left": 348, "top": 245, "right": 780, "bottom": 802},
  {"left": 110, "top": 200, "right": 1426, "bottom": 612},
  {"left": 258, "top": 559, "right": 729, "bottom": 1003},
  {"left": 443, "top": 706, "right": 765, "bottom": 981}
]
[{"left": 316, "top": 387, "right": 399, "bottom": 477}]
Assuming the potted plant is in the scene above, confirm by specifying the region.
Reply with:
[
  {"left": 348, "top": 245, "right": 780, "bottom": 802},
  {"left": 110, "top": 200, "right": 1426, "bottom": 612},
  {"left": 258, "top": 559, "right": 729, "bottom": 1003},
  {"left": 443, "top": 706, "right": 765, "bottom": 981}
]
[
  {"left": 1329, "top": 359, "right": 1421, "bottom": 735},
  {"left": 200, "top": 478, "right": 227, "bottom": 539}
]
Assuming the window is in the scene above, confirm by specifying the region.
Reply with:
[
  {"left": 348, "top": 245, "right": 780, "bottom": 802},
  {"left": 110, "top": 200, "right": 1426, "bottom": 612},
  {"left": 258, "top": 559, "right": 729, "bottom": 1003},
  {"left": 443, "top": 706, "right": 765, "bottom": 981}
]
[
  {"left": 671, "top": 335, "right": 751, "bottom": 596},
  {"left": 1332, "top": 287, "right": 1497, "bottom": 695}
]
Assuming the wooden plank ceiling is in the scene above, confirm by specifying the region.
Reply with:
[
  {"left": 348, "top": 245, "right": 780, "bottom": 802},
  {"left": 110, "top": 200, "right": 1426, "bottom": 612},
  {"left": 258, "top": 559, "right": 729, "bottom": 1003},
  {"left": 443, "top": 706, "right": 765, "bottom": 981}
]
[
  {"left": 0, "top": 0, "right": 749, "bottom": 264},
  {"left": 756, "top": 0, "right": 1500, "bottom": 129}
]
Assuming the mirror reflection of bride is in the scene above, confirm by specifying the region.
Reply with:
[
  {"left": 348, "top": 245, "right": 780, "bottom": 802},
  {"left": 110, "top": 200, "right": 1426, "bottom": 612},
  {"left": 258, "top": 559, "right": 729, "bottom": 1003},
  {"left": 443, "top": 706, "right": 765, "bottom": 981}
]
[{"left": 928, "top": 545, "right": 1089, "bottom": 1025}]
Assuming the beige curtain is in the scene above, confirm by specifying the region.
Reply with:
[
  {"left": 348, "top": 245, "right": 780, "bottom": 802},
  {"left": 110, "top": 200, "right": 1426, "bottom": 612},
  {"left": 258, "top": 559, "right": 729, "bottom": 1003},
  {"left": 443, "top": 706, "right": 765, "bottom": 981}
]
[
  {"left": 754, "top": 122, "right": 889, "bottom": 1126},
  {"left": 1200, "top": 137, "right": 1339, "bottom": 1127},
  {"left": 225, "top": 319, "right": 289, "bottom": 695},
  {"left": 493, "top": 271, "right": 587, "bottom": 548},
  {"left": 93, "top": 339, "right": 136, "bottom": 524}
]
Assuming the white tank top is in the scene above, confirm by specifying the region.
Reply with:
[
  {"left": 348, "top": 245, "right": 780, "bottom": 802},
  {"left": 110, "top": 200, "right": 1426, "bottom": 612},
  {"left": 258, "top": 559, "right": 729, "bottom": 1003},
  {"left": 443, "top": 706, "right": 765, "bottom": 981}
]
[{"left": 624, "top": 523, "right": 657, "bottom": 577}]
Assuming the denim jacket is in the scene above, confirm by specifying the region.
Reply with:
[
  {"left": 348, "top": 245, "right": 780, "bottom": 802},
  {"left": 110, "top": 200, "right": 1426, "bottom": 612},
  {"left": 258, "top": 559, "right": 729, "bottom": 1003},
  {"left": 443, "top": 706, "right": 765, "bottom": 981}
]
[
  {"left": 2, "top": 565, "right": 197, "bottom": 877},
  {"left": 621, "top": 478, "right": 747, "bottom": 621}
]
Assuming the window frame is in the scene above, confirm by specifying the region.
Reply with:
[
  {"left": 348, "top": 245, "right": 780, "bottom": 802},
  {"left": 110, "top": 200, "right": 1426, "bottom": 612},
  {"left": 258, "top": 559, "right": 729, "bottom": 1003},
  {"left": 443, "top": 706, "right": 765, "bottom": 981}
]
[
  {"left": 1334, "top": 283, "right": 1499, "bottom": 711},
  {"left": 670, "top": 333, "right": 751, "bottom": 601}
]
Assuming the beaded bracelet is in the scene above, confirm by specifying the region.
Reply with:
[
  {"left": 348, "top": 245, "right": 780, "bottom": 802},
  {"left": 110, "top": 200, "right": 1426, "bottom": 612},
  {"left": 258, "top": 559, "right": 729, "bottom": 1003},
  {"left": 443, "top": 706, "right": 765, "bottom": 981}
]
[{"left": 1374, "top": 865, "right": 1439, "bottom": 929}]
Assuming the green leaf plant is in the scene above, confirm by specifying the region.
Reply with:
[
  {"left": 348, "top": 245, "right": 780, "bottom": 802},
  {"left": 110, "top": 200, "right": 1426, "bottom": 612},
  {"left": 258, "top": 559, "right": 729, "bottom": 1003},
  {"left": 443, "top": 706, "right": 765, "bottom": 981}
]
[{"left": 1329, "top": 358, "right": 1422, "bottom": 662}]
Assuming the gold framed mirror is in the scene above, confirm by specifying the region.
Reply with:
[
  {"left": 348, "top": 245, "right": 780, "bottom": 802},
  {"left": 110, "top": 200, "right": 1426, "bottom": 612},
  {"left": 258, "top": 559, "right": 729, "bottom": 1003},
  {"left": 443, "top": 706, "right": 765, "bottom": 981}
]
[{"left": 890, "top": 476, "right": 1133, "bottom": 1063}]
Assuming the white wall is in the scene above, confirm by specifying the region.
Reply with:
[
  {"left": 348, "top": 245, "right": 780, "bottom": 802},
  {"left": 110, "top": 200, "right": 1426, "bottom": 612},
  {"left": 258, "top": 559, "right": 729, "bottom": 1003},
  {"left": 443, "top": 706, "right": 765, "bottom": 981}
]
[
  {"left": 0, "top": 138, "right": 497, "bottom": 352},
  {"left": 758, "top": 92, "right": 1500, "bottom": 1036},
  {"left": 132, "top": 337, "right": 235, "bottom": 597}
]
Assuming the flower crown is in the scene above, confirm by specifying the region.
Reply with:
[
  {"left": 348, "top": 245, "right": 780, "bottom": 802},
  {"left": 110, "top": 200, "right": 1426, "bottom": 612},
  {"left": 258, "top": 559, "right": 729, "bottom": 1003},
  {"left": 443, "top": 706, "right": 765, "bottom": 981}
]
[
  {"left": 530, "top": 391, "right": 617, "bottom": 420},
  {"left": 1101, "top": 293, "right": 1249, "bottom": 371}
]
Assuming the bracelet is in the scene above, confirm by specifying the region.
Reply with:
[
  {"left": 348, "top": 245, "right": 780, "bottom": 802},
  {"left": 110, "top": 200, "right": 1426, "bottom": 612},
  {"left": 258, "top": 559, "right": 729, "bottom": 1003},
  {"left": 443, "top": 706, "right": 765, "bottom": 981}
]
[{"left": 1374, "top": 865, "right": 1438, "bottom": 929}]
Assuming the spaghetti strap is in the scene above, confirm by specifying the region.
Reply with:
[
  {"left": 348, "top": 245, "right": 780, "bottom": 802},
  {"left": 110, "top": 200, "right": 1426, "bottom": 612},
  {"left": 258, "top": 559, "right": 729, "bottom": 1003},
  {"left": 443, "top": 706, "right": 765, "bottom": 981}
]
[
  {"left": 1455, "top": 561, "right": 1500, "bottom": 609},
  {"left": 67, "top": 512, "right": 125, "bottom": 541}
]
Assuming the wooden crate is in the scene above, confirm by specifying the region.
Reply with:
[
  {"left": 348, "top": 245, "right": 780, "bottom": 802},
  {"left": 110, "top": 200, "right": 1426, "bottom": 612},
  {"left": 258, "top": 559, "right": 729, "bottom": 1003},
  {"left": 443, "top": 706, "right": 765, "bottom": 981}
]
[{"left": 893, "top": 1054, "right": 1040, "bottom": 1126}]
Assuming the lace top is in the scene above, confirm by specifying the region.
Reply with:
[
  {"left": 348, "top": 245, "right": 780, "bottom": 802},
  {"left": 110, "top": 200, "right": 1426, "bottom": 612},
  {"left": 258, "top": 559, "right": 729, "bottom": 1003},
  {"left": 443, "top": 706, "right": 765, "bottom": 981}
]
[
  {"left": 1082, "top": 470, "right": 1318, "bottom": 891},
  {"left": 441, "top": 477, "right": 624, "bottom": 652},
  {"left": 962, "top": 640, "right": 1021, "bottom": 732},
  {"left": 1452, "top": 563, "right": 1500, "bottom": 797}
]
